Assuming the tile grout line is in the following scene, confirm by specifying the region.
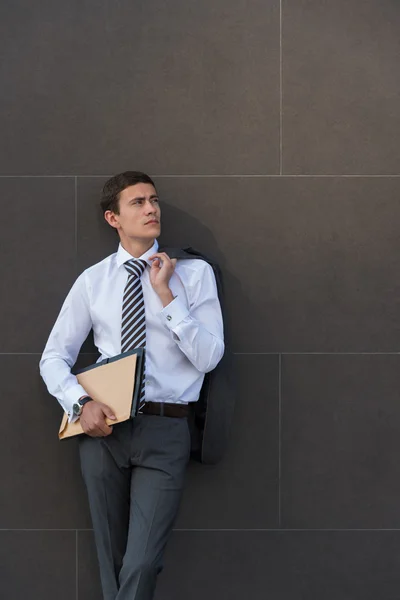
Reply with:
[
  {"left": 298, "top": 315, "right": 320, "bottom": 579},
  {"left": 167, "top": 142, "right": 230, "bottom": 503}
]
[
  {"left": 173, "top": 528, "right": 400, "bottom": 532},
  {"left": 150, "top": 174, "right": 400, "bottom": 178},
  {"left": 152, "top": 174, "right": 400, "bottom": 178},
  {"left": 0, "top": 527, "right": 400, "bottom": 532},
  {"left": 2, "top": 352, "right": 400, "bottom": 356},
  {"left": 76, "top": 530, "right": 79, "bottom": 600},
  {"left": 279, "top": 0, "right": 283, "bottom": 176},
  {"left": 0, "top": 529, "right": 94, "bottom": 532},
  {"left": 0, "top": 175, "right": 77, "bottom": 178},
  {"left": 1, "top": 174, "right": 400, "bottom": 178},
  {"left": 74, "top": 176, "right": 78, "bottom": 272},
  {"left": 278, "top": 353, "right": 282, "bottom": 527},
  {"left": 2, "top": 527, "right": 400, "bottom": 532},
  {"left": 233, "top": 352, "right": 400, "bottom": 356}
]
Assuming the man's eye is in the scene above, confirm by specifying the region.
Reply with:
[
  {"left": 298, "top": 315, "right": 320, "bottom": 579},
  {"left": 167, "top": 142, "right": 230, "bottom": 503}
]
[{"left": 152, "top": 198, "right": 159, "bottom": 204}]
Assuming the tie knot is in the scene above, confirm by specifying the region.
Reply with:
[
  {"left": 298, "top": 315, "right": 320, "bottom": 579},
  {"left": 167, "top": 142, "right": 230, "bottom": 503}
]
[{"left": 124, "top": 259, "right": 147, "bottom": 278}]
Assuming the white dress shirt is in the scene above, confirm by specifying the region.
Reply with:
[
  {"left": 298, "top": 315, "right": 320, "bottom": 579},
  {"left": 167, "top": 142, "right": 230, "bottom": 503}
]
[{"left": 40, "top": 240, "right": 224, "bottom": 421}]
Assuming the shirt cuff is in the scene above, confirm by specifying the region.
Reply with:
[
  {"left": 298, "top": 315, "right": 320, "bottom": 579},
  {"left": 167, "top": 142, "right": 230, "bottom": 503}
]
[
  {"left": 64, "top": 383, "right": 90, "bottom": 423},
  {"left": 159, "top": 296, "right": 190, "bottom": 331}
]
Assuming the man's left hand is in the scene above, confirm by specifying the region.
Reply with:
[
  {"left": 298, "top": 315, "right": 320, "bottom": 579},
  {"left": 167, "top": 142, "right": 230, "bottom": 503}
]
[{"left": 148, "top": 252, "right": 177, "bottom": 305}]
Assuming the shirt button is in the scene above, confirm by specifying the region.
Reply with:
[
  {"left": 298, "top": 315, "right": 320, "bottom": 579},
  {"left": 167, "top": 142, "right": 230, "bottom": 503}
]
[{"left": 166, "top": 315, "right": 172, "bottom": 321}]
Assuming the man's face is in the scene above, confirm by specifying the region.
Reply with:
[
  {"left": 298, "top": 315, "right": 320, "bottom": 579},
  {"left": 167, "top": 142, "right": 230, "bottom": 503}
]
[{"left": 109, "top": 183, "right": 161, "bottom": 241}]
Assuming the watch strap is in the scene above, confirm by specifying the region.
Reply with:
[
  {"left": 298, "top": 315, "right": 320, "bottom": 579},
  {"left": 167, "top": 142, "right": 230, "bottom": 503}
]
[{"left": 79, "top": 396, "right": 93, "bottom": 407}]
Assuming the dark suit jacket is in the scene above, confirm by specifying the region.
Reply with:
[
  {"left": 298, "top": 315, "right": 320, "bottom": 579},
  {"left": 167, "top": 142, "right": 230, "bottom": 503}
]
[{"left": 159, "top": 246, "right": 235, "bottom": 464}]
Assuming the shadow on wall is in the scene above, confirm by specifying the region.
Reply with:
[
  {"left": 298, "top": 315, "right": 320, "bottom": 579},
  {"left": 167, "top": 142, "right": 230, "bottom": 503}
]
[{"left": 159, "top": 201, "right": 252, "bottom": 352}]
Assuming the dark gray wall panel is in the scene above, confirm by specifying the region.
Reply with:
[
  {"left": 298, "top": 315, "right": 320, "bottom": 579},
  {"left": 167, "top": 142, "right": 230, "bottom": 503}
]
[
  {"left": 77, "top": 529, "right": 400, "bottom": 600},
  {"left": 0, "top": 0, "right": 279, "bottom": 176},
  {"left": 78, "top": 531, "right": 102, "bottom": 600},
  {"left": 283, "top": 0, "right": 400, "bottom": 174},
  {"left": 77, "top": 176, "right": 400, "bottom": 352},
  {"left": 176, "top": 354, "right": 279, "bottom": 529},
  {"left": 281, "top": 354, "right": 400, "bottom": 528},
  {"left": 155, "top": 530, "right": 400, "bottom": 600},
  {"left": 0, "top": 355, "right": 91, "bottom": 528},
  {"left": 0, "top": 177, "right": 76, "bottom": 352},
  {"left": 76, "top": 177, "right": 115, "bottom": 272},
  {"left": 1, "top": 531, "right": 76, "bottom": 600},
  {"left": 157, "top": 176, "right": 400, "bottom": 352}
]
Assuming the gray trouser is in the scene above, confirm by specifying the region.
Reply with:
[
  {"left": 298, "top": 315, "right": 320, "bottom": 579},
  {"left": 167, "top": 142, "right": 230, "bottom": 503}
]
[{"left": 79, "top": 414, "right": 191, "bottom": 600}]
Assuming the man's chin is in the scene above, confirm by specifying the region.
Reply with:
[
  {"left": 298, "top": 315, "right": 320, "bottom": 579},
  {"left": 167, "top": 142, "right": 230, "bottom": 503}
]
[
  {"left": 130, "top": 228, "right": 161, "bottom": 241},
  {"left": 143, "top": 225, "right": 161, "bottom": 238}
]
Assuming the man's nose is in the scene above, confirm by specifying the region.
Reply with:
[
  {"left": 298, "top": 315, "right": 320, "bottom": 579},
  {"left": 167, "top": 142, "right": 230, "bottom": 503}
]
[{"left": 145, "top": 200, "right": 157, "bottom": 212}]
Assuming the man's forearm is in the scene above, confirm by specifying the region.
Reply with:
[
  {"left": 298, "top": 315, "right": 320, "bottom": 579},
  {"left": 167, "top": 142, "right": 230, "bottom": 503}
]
[{"left": 155, "top": 286, "right": 175, "bottom": 307}]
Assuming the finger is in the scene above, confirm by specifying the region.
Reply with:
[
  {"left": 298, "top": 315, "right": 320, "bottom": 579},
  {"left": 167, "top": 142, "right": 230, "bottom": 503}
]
[
  {"left": 101, "top": 406, "right": 116, "bottom": 420},
  {"left": 158, "top": 252, "right": 172, "bottom": 264},
  {"left": 85, "top": 425, "right": 102, "bottom": 438},
  {"left": 89, "top": 429, "right": 103, "bottom": 438},
  {"left": 80, "top": 417, "right": 98, "bottom": 436},
  {"left": 97, "top": 420, "right": 112, "bottom": 436},
  {"left": 83, "top": 422, "right": 101, "bottom": 437},
  {"left": 149, "top": 252, "right": 168, "bottom": 259},
  {"left": 148, "top": 253, "right": 162, "bottom": 263},
  {"left": 149, "top": 252, "right": 171, "bottom": 263},
  {"left": 104, "top": 413, "right": 116, "bottom": 421},
  {"left": 171, "top": 258, "right": 177, "bottom": 267},
  {"left": 157, "top": 257, "right": 173, "bottom": 271},
  {"left": 80, "top": 417, "right": 90, "bottom": 434}
]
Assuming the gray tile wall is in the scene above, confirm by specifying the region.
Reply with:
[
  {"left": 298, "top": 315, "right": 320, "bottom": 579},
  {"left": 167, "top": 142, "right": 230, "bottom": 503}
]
[{"left": 1, "top": 1, "right": 400, "bottom": 598}]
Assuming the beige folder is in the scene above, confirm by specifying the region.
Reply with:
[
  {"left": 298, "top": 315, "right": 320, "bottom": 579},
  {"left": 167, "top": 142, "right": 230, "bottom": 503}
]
[{"left": 59, "top": 351, "right": 143, "bottom": 439}]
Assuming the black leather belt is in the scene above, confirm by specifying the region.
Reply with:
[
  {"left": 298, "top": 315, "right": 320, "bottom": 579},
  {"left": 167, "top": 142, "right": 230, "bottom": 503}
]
[{"left": 141, "top": 402, "right": 189, "bottom": 418}]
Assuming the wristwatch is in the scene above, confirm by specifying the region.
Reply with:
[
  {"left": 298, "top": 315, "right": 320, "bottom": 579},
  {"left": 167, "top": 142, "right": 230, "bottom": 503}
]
[{"left": 72, "top": 396, "right": 94, "bottom": 417}]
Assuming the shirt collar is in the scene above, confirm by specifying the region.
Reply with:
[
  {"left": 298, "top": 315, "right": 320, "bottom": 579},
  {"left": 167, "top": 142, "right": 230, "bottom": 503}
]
[{"left": 116, "top": 239, "right": 159, "bottom": 269}]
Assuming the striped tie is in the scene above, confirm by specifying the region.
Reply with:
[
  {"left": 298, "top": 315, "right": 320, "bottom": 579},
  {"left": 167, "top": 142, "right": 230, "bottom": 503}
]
[{"left": 121, "top": 258, "right": 147, "bottom": 412}]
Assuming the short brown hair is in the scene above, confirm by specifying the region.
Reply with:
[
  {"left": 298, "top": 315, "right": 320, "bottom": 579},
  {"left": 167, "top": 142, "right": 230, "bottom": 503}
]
[{"left": 100, "top": 171, "right": 156, "bottom": 215}]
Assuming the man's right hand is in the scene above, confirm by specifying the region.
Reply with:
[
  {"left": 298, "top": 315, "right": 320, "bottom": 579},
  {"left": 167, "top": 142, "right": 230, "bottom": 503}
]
[{"left": 79, "top": 401, "right": 116, "bottom": 437}]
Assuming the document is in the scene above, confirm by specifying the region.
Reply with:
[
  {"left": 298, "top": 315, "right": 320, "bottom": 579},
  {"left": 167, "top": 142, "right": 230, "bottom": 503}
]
[{"left": 59, "top": 348, "right": 145, "bottom": 439}]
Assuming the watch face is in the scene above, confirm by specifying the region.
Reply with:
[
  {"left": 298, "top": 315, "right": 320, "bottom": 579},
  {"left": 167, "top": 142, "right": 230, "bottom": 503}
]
[{"left": 72, "top": 403, "right": 81, "bottom": 415}]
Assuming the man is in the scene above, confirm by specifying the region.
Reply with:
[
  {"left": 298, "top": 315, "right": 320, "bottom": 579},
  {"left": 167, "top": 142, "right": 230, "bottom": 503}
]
[{"left": 39, "top": 171, "right": 224, "bottom": 600}]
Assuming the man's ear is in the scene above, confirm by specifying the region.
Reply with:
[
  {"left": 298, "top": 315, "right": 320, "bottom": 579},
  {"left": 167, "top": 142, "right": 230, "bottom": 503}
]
[{"left": 104, "top": 210, "right": 119, "bottom": 230}]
